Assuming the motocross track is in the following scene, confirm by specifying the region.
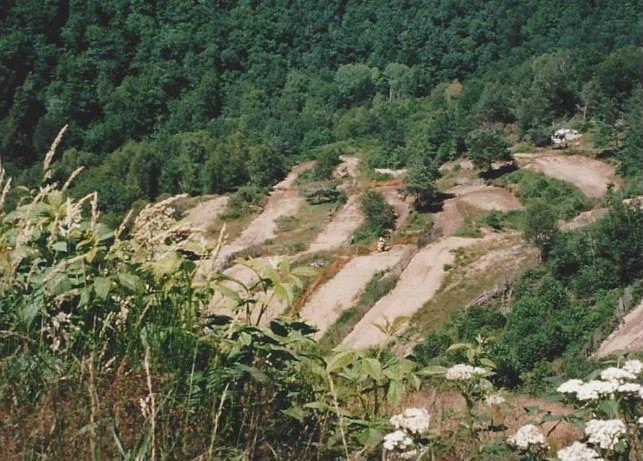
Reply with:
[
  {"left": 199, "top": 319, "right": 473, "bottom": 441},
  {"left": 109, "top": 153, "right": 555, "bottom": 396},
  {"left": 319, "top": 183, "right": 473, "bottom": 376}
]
[
  {"left": 304, "top": 195, "right": 364, "bottom": 254},
  {"left": 595, "top": 300, "right": 643, "bottom": 358},
  {"left": 433, "top": 185, "right": 523, "bottom": 237},
  {"left": 211, "top": 162, "right": 313, "bottom": 268},
  {"left": 299, "top": 246, "right": 411, "bottom": 339},
  {"left": 180, "top": 195, "right": 229, "bottom": 238},
  {"left": 342, "top": 235, "right": 495, "bottom": 349},
  {"left": 516, "top": 154, "right": 620, "bottom": 198}
]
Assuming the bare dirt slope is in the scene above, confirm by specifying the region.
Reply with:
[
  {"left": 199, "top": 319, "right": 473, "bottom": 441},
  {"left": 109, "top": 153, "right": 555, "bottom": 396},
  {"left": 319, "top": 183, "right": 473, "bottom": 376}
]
[
  {"left": 380, "top": 187, "right": 412, "bottom": 229},
  {"left": 181, "top": 195, "right": 229, "bottom": 238},
  {"left": 560, "top": 208, "right": 608, "bottom": 231},
  {"left": 300, "top": 246, "right": 411, "bottom": 339},
  {"left": 305, "top": 195, "right": 364, "bottom": 253},
  {"left": 334, "top": 155, "right": 360, "bottom": 179},
  {"left": 518, "top": 154, "right": 620, "bottom": 198},
  {"left": 212, "top": 162, "right": 312, "bottom": 267},
  {"left": 433, "top": 185, "right": 523, "bottom": 237},
  {"left": 342, "top": 235, "right": 493, "bottom": 349},
  {"left": 596, "top": 299, "right": 643, "bottom": 357}
]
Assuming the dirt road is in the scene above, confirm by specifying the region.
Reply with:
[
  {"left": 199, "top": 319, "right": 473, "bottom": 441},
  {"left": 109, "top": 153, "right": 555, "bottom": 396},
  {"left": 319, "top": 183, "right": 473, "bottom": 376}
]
[
  {"left": 181, "top": 196, "right": 229, "bottom": 238},
  {"left": 518, "top": 154, "right": 620, "bottom": 198},
  {"left": 211, "top": 162, "right": 312, "bottom": 267},
  {"left": 433, "top": 185, "right": 523, "bottom": 237},
  {"left": 300, "top": 246, "right": 411, "bottom": 338},
  {"left": 342, "top": 236, "right": 488, "bottom": 349},
  {"left": 596, "top": 299, "right": 643, "bottom": 357}
]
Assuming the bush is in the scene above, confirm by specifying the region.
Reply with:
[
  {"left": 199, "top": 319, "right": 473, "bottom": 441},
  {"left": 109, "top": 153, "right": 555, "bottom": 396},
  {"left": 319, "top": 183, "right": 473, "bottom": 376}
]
[{"left": 353, "top": 191, "right": 395, "bottom": 242}]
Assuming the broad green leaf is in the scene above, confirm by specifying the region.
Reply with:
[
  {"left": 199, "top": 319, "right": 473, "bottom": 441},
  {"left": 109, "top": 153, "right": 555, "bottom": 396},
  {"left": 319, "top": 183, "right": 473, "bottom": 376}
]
[
  {"left": 479, "top": 358, "right": 497, "bottom": 369},
  {"left": 282, "top": 406, "right": 305, "bottom": 423},
  {"left": 52, "top": 241, "right": 67, "bottom": 252},
  {"left": 118, "top": 272, "right": 142, "bottom": 292},
  {"left": 355, "top": 427, "right": 385, "bottom": 449},
  {"left": 386, "top": 380, "right": 405, "bottom": 405},
  {"left": 362, "top": 357, "right": 383, "bottom": 381},
  {"left": 416, "top": 365, "right": 447, "bottom": 377},
  {"left": 94, "top": 277, "right": 110, "bottom": 300},
  {"left": 326, "top": 350, "right": 354, "bottom": 373}
]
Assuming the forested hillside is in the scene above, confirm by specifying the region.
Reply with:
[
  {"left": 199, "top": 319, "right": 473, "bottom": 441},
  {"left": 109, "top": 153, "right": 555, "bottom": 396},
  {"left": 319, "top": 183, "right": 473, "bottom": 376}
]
[{"left": 1, "top": 1, "right": 641, "bottom": 222}]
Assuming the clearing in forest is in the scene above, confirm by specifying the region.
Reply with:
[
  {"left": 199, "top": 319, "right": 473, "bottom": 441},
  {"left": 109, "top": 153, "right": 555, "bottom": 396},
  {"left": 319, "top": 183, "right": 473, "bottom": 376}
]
[
  {"left": 299, "top": 246, "right": 411, "bottom": 339},
  {"left": 433, "top": 185, "right": 523, "bottom": 237}
]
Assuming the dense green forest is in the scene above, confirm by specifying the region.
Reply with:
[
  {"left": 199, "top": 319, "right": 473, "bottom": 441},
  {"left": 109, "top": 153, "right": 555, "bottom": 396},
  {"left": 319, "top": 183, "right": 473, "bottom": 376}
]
[
  {"left": 2, "top": 0, "right": 642, "bottom": 222},
  {"left": 1, "top": 1, "right": 643, "bottom": 460}
]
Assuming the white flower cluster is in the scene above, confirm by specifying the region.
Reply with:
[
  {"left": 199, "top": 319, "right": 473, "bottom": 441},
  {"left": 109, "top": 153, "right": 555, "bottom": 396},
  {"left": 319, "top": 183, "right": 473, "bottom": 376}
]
[
  {"left": 600, "top": 367, "right": 636, "bottom": 382},
  {"left": 622, "top": 359, "right": 643, "bottom": 375},
  {"left": 638, "top": 416, "right": 643, "bottom": 427},
  {"left": 383, "top": 430, "right": 414, "bottom": 451},
  {"left": 584, "top": 419, "right": 626, "bottom": 450},
  {"left": 556, "top": 360, "right": 643, "bottom": 401},
  {"left": 557, "top": 442, "right": 603, "bottom": 461},
  {"left": 485, "top": 394, "right": 506, "bottom": 406},
  {"left": 390, "top": 408, "right": 431, "bottom": 434},
  {"left": 507, "top": 424, "right": 548, "bottom": 450},
  {"left": 445, "top": 363, "right": 488, "bottom": 381}
]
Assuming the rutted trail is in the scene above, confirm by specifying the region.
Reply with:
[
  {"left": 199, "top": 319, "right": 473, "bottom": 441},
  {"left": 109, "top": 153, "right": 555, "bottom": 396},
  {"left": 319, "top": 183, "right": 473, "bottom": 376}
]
[
  {"left": 212, "top": 162, "right": 312, "bottom": 267},
  {"left": 517, "top": 154, "right": 620, "bottom": 198},
  {"left": 300, "top": 246, "right": 411, "bottom": 339},
  {"left": 181, "top": 195, "right": 229, "bottom": 240},
  {"left": 433, "top": 185, "right": 523, "bottom": 237},
  {"left": 596, "top": 299, "right": 643, "bottom": 357},
  {"left": 342, "top": 235, "right": 493, "bottom": 349}
]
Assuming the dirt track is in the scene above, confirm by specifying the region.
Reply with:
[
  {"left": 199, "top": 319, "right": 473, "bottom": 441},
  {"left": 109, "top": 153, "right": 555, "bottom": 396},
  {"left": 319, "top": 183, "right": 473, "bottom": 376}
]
[
  {"left": 596, "top": 299, "right": 643, "bottom": 357},
  {"left": 300, "top": 246, "right": 411, "bottom": 338},
  {"left": 380, "top": 187, "right": 412, "bottom": 229},
  {"left": 181, "top": 196, "right": 229, "bottom": 237},
  {"left": 342, "top": 236, "right": 491, "bottom": 349},
  {"left": 433, "top": 185, "right": 523, "bottom": 237},
  {"left": 305, "top": 195, "right": 364, "bottom": 253},
  {"left": 212, "top": 162, "right": 312, "bottom": 267},
  {"left": 518, "top": 154, "right": 620, "bottom": 198}
]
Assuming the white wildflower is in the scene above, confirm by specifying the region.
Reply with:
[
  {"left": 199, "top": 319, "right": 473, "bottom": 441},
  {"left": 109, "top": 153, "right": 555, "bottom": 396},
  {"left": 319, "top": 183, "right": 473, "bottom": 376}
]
[
  {"left": 390, "top": 408, "right": 431, "bottom": 434},
  {"left": 600, "top": 367, "right": 636, "bottom": 382},
  {"left": 584, "top": 419, "right": 626, "bottom": 450},
  {"left": 485, "top": 394, "right": 506, "bottom": 406},
  {"left": 445, "top": 363, "right": 488, "bottom": 381},
  {"left": 557, "top": 379, "right": 584, "bottom": 394},
  {"left": 575, "top": 380, "right": 618, "bottom": 401},
  {"left": 616, "top": 382, "right": 642, "bottom": 396},
  {"left": 622, "top": 359, "right": 643, "bottom": 375},
  {"left": 557, "top": 442, "right": 603, "bottom": 461},
  {"left": 507, "top": 424, "right": 547, "bottom": 450},
  {"left": 383, "top": 430, "right": 414, "bottom": 451},
  {"left": 638, "top": 416, "right": 643, "bottom": 427}
]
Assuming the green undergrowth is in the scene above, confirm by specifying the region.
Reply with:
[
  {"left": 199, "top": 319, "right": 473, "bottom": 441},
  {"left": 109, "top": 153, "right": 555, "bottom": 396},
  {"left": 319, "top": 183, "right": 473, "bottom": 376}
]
[{"left": 496, "top": 169, "right": 592, "bottom": 220}]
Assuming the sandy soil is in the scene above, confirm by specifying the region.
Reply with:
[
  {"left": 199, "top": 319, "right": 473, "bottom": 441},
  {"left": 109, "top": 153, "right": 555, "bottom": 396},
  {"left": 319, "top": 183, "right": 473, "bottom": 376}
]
[
  {"left": 433, "top": 185, "right": 523, "bottom": 237},
  {"left": 518, "top": 154, "right": 620, "bottom": 198},
  {"left": 596, "top": 299, "right": 643, "bottom": 357},
  {"left": 342, "top": 236, "right": 490, "bottom": 349},
  {"left": 380, "top": 187, "right": 413, "bottom": 229},
  {"left": 334, "top": 155, "right": 360, "bottom": 179},
  {"left": 304, "top": 195, "right": 364, "bottom": 253},
  {"left": 300, "top": 246, "right": 411, "bottom": 339},
  {"left": 211, "top": 162, "right": 312, "bottom": 267},
  {"left": 181, "top": 195, "right": 229, "bottom": 238}
]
